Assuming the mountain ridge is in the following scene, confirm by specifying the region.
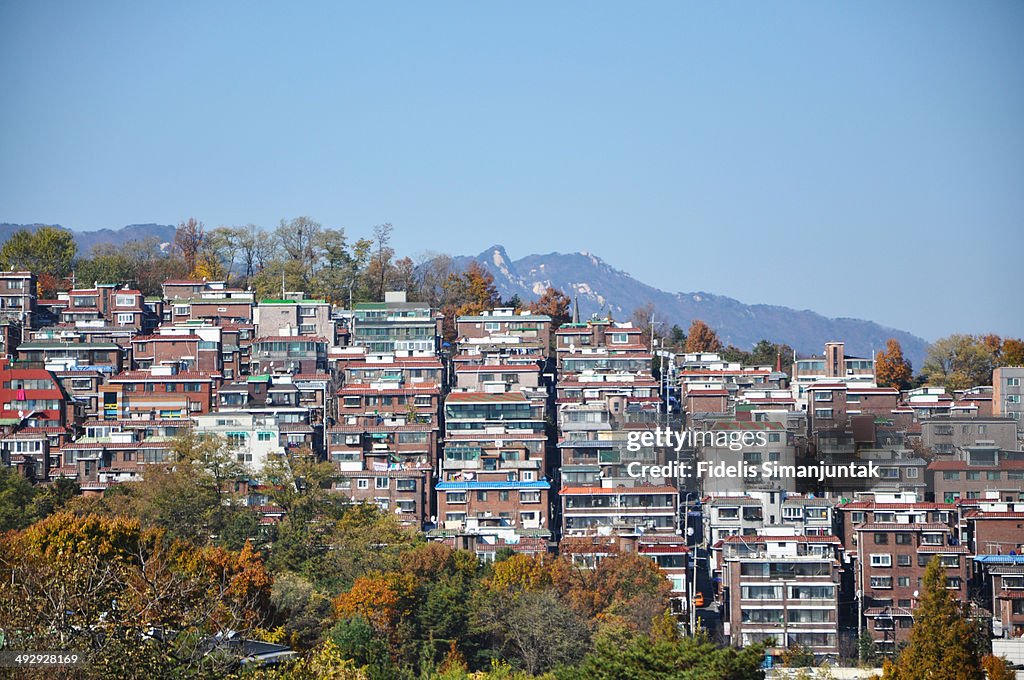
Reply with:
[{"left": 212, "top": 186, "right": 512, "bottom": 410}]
[
  {"left": 454, "top": 244, "right": 929, "bottom": 366},
  {"left": 0, "top": 223, "right": 176, "bottom": 254}
]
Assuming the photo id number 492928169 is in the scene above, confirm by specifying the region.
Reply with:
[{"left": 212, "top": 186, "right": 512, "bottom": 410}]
[{"left": 0, "top": 651, "right": 86, "bottom": 667}]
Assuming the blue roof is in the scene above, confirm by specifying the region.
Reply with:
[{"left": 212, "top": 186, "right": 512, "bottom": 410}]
[
  {"left": 973, "top": 555, "right": 1024, "bottom": 564},
  {"left": 436, "top": 480, "right": 550, "bottom": 490}
]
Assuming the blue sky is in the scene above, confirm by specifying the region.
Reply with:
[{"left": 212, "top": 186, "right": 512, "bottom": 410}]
[{"left": 1, "top": 1, "right": 1022, "bottom": 340}]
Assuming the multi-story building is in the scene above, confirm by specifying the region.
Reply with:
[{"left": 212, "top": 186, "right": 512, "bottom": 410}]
[
  {"left": 0, "top": 270, "right": 36, "bottom": 338},
  {"left": 555, "top": 318, "right": 650, "bottom": 374},
  {"left": 920, "top": 416, "right": 1019, "bottom": 455},
  {"left": 993, "top": 366, "right": 1024, "bottom": 435},
  {"left": 100, "top": 366, "right": 214, "bottom": 420},
  {"left": 255, "top": 297, "right": 333, "bottom": 339},
  {"left": 455, "top": 309, "right": 552, "bottom": 358},
  {"left": 436, "top": 391, "right": 551, "bottom": 544},
  {"left": 973, "top": 555, "right": 1024, "bottom": 638},
  {"left": 251, "top": 335, "right": 328, "bottom": 374},
  {"left": 961, "top": 498, "right": 1024, "bottom": 557},
  {"left": 696, "top": 420, "right": 795, "bottom": 494},
  {"left": 15, "top": 340, "right": 123, "bottom": 374},
  {"left": 192, "top": 410, "right": 287, "bottom": 472},
  {"left": 929, "top": 447, "right": 1024, "bottom": 503},
  {"left": 720, "top": 529, "right": 843, "bottom": 658},
  {"left": 791, "top": 341, "right": 875, "bottom": 403},
  {"left": 347, "top": 292, "right": 441, "bottom": 354},
  {"left": 846, "top": 495, "right": 967, "bottom": 650}
]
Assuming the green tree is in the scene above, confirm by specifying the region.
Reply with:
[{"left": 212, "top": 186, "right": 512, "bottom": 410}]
[
  {"left": 921, "top": 335, "right": 995, "bottom": 391},
  {"left": 0, "top": 466, "right": 36, "bottom": 531},
  {"left": 882, "top": 556, "right": 984, "bottom": 679},
  {"left": 0, "top": 226, "right": 77, "bottom": 295},
  {"left": 557, "top": 627, "right": 766, "bottom": 680}
]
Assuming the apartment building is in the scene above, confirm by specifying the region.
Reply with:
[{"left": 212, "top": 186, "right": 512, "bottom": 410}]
[
  {"left": 720, "top": 530, "right": 843, "bottom": 658},
  {"left": 101, "top": 366, "right": 214, "bottom": 420},
  {"left": 436, "top": 391, "right": 551, "bottom": 543},
  {"left": 456, "top": 308, "right": 552, "bottom": 358},
  {"left": 251, "top": 335, "right": 329, "bottom": 374},
  {"left": 255, "top": 297, "right": 333, "bottom": 339},
  {"left": 993, "top": 367, "right": 1024, "bottom": 433},
  {"left": 0, "top": 270, "right": 36, "bottom": 336},
  {"left": 851, "top": 501, "right": 967, "bottom": 649},
  {"left": 973, "top": 555, "right": 1024, "bottom": 638},
  {"left": 347, "top": 292, "right": 441, "bottom": 354},
  {"left": 920, "top": 416, "right": 1019, "bottom": 455},
  {"left": 554, "top": 318, "right": 650, "bottom": 374},
  {"left": 929, "top": 447, "right": 1024, "bottom": 503}
]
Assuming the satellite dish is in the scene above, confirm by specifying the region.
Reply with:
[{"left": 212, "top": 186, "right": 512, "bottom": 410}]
[
  {"left": 913, "top": 590, "right": 919, "bottom": 598},
  {"left": 686, "top": 527, "right": 695, "bottom": 536}
]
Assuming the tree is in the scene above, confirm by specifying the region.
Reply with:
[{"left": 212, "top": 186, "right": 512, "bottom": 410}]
[
  {"left": 0, "top": 466, "right": 36, "bottom": 531},
  {"left": 557, "top": 627, "right": 766, "bottom": 680},
  {"left": 0, "top": 512, "right": 273, "bottom": 677},
  {"left": 882, "top": 557, "right": 984, "bottom": 679},
  {"left": 876, "top": 339, "right": 914, "bottom": 390},
  {"left": 999, "top": 338, "right": 1024, "bottom": 367},
  {"left": 921, "top": 335, "right": 995, "bottom": 391},
  {"left": 684, "top": 319, "right": 723, "bottom": 353},
  {"left": 981, "top": 655, "right": 1015, "bottom": 680},
  {"left": 0, "top": 226, "right": 77, "bottom": 296},
  {"left": 529, "top": 287, "right": 572, "bottom": 331},
  {"left": 173, "top": 217, "right": 206, "bottom": 277},
  {"left": 368, "top": 222, "right": 394, "bottom": 301},
  {"left": 477, "top": 590, "right": 590, "bottom": 675}
]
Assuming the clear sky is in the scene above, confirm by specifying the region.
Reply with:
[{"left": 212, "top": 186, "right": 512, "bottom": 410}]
[{"left": 1, "top": 1, "right": 1022, "bottom": 341}]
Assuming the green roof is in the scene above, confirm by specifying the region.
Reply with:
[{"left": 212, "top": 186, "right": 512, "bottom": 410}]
[{"left": 247, "top": 375, "right": 271, "bottom": 383}]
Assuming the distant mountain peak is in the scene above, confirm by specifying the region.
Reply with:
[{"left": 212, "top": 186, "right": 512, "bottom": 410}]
[{"left": 455, "top": 244, "right": 927, "bottom": 365}]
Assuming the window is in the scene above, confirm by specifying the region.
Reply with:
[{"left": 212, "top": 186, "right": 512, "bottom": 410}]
[
  {"left": 741, "top": 585, "right": 782, "bottom": 600},
  {"left": 375, "top": 477, "right": 389, "bottom": 489},
  {"left": 897, "top": 576, "right": 911, "bottom": 587},
  {"left": 257, "top": 431, "right": 272, "bottom": 441},
  {"left": 987, "top": 471, "right": 1001, "bottom": 481},
  {"left": 476, "top": 490, "right": 488, "bottom": 502},
  {"left": 966, "top": 471, "right": 980, "bottom": 481},
  {"left": 871, "top": 554, "right": 892, "bottom": 567},
  {"left": 357, "top": 479, "right": 369, "bottom": 490},
  {"left": 897, "top": 554, "right": 912, "bottom": 567},
  {"left": 396, "top": 479, "right": 416, "bottom": 492},
  {"left": 906, "top": 467, "right": 919, "bottom": 479},
  {"left": 940, "top": 555, "right": 959, "bottom": 568},
  {"left": 520, "top": 491, "right": 540, "bottom": 503},
  {"left": 718, "top": 507, "right": 739, "bottom": 520},
  {"left": 874, "top": 533, "right": 889, "bottom": 545},
  {"left": 945, "top": 577, "right": 961, "bottom": 589},
  {"left": 814, "top": 408, "right": 833, "bottom": 419},
  {"left": 895, "top": 533, "right": 912, "bottom": 545},
  {"left": 870, "top": 576, "right": 893, "bottom": 589},
  {"left": 117, "top": 313, "right": 135, "bottom": 325},
  {"left": 115, "top": 294, "right": 136, "bottom": 306},
  {"left": 850, "top": 511, "right": 865, "bottom": 524},
  {"left": 1008, "top": 395, "right": 1022, "bottom": 403},
  {"left": 943, "top": 471, "right": 960, "bottom": 481},
  {"left": 1008, "top": 377, "right": 1021, "bottom": 387},
  {"left": 447, "top": 492, "right": 467, "bottom": 503},
  {"left": 815, "top": 391, "right": 833, "bottom": 402}
]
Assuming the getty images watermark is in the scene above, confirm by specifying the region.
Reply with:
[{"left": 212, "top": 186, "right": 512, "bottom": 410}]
[{"left": 624, "top": 426, "right": 881, "bottom": 482}]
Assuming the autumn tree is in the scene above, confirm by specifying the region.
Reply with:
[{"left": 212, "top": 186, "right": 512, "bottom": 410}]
[
  {"left": 876, "top": 338, "right": 914, "bottom": 390},
  {"left": 529, "top": 286, "right": 572, "bottom": 331},
  {"left": 882, "top": 556, "right": 984, "bottom": 680},
  {"left": 173, "top": 217, "right": 206, "bottom": 277},
  {"left": 999, "top": 338, "right": 1024, "bottom": 367},
  {"left": 684, "top": 319, "right": 723, "bottom": 353},
  {"left": 0, "top": 512, "right": 272, "bottom": 677},
  {"left": 921, "top": 335, "right": 996, "bottom": 391}
]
